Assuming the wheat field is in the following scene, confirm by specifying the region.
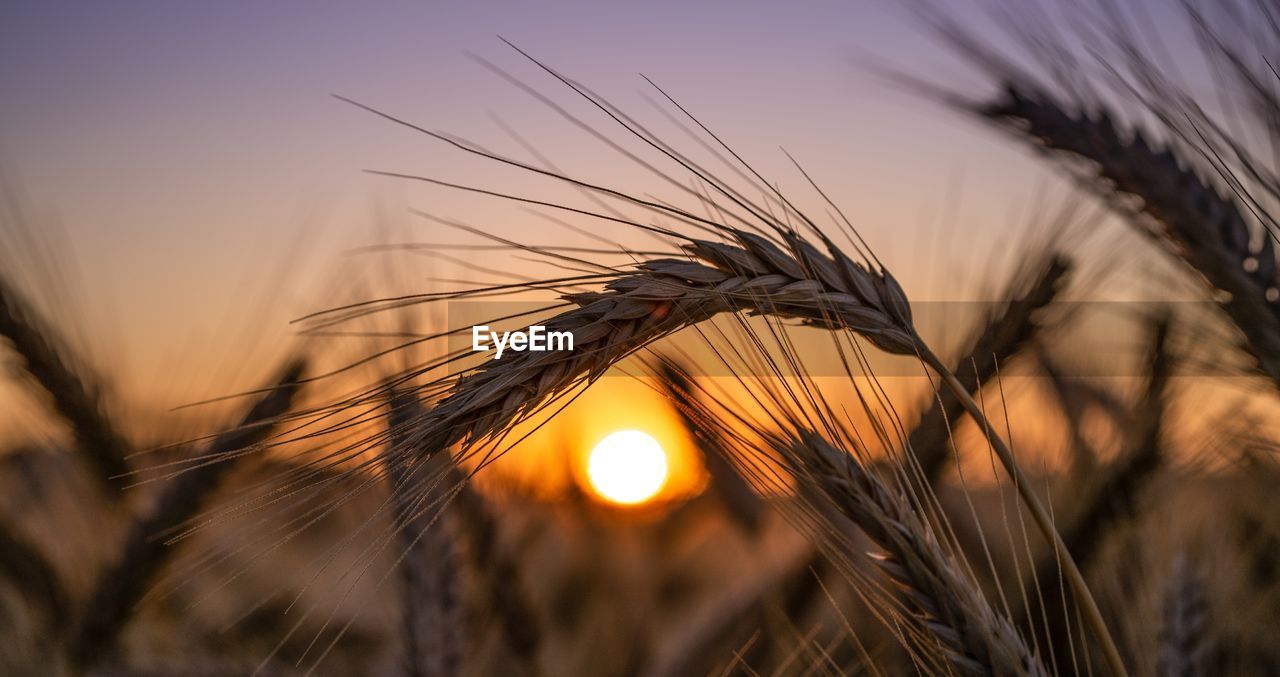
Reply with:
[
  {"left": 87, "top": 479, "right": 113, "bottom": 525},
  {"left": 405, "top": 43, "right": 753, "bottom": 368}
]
[{"left": 1, "top": 1, "right": 1279, "bottom": 675}]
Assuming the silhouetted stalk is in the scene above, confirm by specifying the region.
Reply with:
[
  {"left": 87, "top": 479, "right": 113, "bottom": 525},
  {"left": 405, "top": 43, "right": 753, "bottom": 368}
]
[
  {"left": 70, "top": 358, "right": 306, "bottom": 670},
  {"left": 0, "top": 276, "right": 130, "bottom": 497}
]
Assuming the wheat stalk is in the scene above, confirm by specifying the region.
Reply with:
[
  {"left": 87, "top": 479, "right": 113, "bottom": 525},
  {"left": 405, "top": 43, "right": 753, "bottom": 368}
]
[
  {"left": 1022, "top": 316, "right": 1170, "bottom": 671},
  {"left": 448, "top": 473, "right": 542, "bottom": 675},
  {"left": 908, "top": 254, "right": 1071, "bottom": 483},
  {"left": 658, "top": 360, "right": 765, "bottom": 535},
  {"left": 1037, "top": 349, "right": 1120, "bottom": 479},
  {"left": 1060, "top": 317, "right": 1169, "bottom": 568},
  {"left": 977, "top": 85, "right": 1280, "bottom": 389},
  {"left": 787, "top": 430, "right": 1046, "bottom": 676},
  {"left": 0, "top": 274, "right": 130, "bottom": 497},
  {"left": 351, "top": 221, "right": 1126, "bottom": 674},
  {"left": 69, "top": 358, "right": 306, "bottom": 670},
  {"left": 330, "top": 73, "right": 1123, "bottom": 671}
]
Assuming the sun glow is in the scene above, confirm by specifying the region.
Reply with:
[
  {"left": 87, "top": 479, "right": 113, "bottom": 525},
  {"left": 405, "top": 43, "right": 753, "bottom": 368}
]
[{"left": 587, "top": 430, "right": 669, "bottom": 505}]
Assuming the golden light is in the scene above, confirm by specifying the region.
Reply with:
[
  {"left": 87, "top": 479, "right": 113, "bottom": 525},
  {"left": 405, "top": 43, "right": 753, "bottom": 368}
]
[{"left": 587, "top": 430, "right": 669, "bottom": 505}]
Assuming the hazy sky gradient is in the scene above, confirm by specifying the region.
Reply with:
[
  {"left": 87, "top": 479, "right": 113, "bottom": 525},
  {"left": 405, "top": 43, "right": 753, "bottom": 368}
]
[{"left": 0, "top": 1, "right": 1189, "bottom": 422}]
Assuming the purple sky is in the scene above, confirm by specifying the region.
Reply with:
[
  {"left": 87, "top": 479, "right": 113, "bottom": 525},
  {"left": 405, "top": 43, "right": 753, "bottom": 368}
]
[{"left": 0, "top": 1, "right": 1191, "bottom": 418}]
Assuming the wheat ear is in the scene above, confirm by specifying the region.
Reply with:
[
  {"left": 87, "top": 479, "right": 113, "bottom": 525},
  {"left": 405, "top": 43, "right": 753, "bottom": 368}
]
[
  {"left": 69, "top": 359, "right": 306, "bottom": 670},
  {"left": 979, "top": 85, "right": 1280, "bottom": 388},
  {"left": 399, "top": 226, "right": 918, "bottom": 461},
  {"left": 448, "top": 472, "right": 542, "bottom": 675},
  {"left": 0, "top": 275, "right": 130, "bottom": 496},
  {"left": 908, "top": 254, "right": 1071, "bottom": 483},
  {"left": 788, "top": 431, "right": 1047, "bottom": 676},
  {"left": 372, "top": 223, "right": 1124, "bottom": 674},
  {"left": 334, "top": 83, "right": 1125, "bottom": 669},
  {"left": 388, "top": 395, "right": 541, "bottom": 676},
  {"left": 385, "top": 390, "right": 462, "bottom": 677},
  {"left": 1157, "top": 555, "right": 1209, "bottom": 677}
]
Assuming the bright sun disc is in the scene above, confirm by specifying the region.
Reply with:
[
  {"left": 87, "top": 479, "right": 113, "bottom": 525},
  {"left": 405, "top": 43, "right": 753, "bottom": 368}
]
[{"left": 587, "top": 430, "right": 668, "bottom": 505}]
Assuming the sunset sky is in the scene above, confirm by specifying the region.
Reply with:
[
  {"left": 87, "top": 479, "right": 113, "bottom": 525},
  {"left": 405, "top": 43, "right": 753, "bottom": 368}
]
[{"left": 0, "top": 1, "right": 1195, "bottom": 458}]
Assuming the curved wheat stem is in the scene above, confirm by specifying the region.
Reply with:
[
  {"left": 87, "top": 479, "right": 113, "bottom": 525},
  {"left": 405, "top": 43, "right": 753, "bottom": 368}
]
[
  {"left": 357, "top": 223, "right": 1125, "bottom": 674},
  {"left": 917, "top": 343, "right": 1128, "bottom": 675},
  {"left": 327, "top": 72, "right": 1123, "bottom": 671}
]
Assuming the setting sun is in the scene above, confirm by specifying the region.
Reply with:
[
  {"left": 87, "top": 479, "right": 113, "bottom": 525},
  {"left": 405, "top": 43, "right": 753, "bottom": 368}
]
[{"left": 587, "top": 430, "right": 669, "bottom": 505}]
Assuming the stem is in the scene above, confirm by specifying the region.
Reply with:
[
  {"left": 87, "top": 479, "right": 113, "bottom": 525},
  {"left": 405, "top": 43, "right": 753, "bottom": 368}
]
[{"left": 918, "top": 344, "right": 1127, "bottom": 677}]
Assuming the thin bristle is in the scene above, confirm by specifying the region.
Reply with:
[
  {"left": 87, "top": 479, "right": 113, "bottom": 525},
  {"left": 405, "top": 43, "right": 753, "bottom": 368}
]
[
  {"left": 658, "top": 360, "right": 765, "bottom": 535},
  {"left": 385, "top": 390, "right": 462, "bottom": 677},
  {"left": 1023, "top": 317, "right": 1171, "bottom": 670},
  {"left": 908, "top": 254, "right": 1071, "bottom": 483}
]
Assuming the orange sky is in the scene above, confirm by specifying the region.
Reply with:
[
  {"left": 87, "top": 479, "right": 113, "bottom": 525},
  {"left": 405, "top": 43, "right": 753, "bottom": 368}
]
[{"left": 0, "top": 1, "right": 1220, "bottom": 495}]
